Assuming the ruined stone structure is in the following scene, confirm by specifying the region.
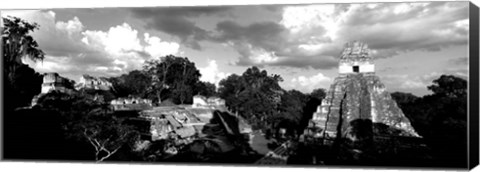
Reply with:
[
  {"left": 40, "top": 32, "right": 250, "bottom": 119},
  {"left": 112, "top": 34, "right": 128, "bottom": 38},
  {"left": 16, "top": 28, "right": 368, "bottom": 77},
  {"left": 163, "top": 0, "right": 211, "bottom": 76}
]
[
  {"left": 192, "top": 95, "right": 226, "bottom": 108},
  {"left": 76, "top": 74, "right": 113, "bottom": 91},
  {"left": 32, "top": 73, "right": 75, "bottom": 106},
  {"left": 140, "top": 106, "right": 251, "bottom": 141},
  {"left": 110, "top": 97, "right": 153, "bottom": 111},
  {"left": 338, "top": 41, "right": 374, "bottom": 75},
  {"left": 40, "top": 72, "right": 75, "bottom": 94},
  {"left": 140, "top": 107, "right": 212, "bottom": 141},
  {"left": 308, "top": 41, "right": 419, "bottom": 144},
  {"left": 111, "top": 97, "right": 152, "bottom": 105},
  {"left": 138, "top": 106, "right": 253, "bottom": 155}
]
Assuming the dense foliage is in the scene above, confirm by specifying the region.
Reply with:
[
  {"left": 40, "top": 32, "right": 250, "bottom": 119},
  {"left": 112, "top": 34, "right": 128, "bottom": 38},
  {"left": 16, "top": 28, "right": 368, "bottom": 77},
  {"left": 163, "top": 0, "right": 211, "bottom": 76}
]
[
  {"left": 2, "top": 16, "right": 44, "bottom": 110},
  {"left": 217, "top": 66, "right": 326, "bottom": 137},
  {"left": 108, "top": 70, "right": 152, "bottom": 98},
  {"left": 391, "top": 75, "right": 467, "bottom": 167},
  {"left": 108, "top": 55, "right": 217, "bottom": 105},
  {"left": 142, "top": 55, "right": 201, "bottom": 104},
  {"left": 37, "top": 91, "right": 140, "bottom": 161},
  {"left": 218, "top": 67, "right": 282, "bottom": 130}
]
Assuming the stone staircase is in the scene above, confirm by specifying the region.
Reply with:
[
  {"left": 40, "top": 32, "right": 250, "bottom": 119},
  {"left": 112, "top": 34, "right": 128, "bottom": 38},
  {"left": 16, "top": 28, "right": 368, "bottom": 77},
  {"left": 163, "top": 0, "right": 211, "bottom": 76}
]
[
  {"left": 311, "top": 76, "right": 348, "bottom": 138},
  {"left": 307, "top": 73, "right": 420, "bottom": 144}
]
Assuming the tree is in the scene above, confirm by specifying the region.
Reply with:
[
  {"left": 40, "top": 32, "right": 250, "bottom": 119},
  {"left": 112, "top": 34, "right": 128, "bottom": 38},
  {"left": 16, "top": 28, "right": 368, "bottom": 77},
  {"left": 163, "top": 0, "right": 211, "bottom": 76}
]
[
  {"left": 391, "top": 92, "right": 418, "bottom": 106},
  {"left": 79, "top": 113, "right": 138, "bottom": 162},
  {"left": 144, "top": 56, "right": 174, "bottom": 103},
  {"left": 276, "top": 89, "right": 307, "bottom": 136},
  {"left": 218, "top": 66, "right": 284, "bottom": 130},
  {"left": 172, "top": 83, "right": 193, "bottom": 104},
  {"left": 37, "top": 91, "right": 139, "bottom": 162},
  {"left": 169, "top": 57, "right": 201, "bottom": 104},
  {"left": 109, "top": 70, "right": 151, "bottom": 98},
  {"left": 9, "top": 64, "right": 43, "bottom": 107},
  {"left": 427, "top": 75, "right": 467, "bottom": 98},
  {"left": 423, "top": 75, "right": 467, "bottom": 167},
  {"left": 143, "top": 55, "right": 201, "bottom": 104},
  {"left": 393, "top": 75, "right": 468, "bottom": 167},
  {"left": 2, "top": 16, "right": 45, "bottom": 110},
  {"left": 310, "top": 88, "right": 326, "bottom": 102},
  {"left": 218, "top": 74, "right": 245, "bottom": 111},
  {"left": 195, "top": 81, "right": 217, "bottom": 97},
  {"left": 298, "top": 88, "right": 327, "bottom": 133},
  {"left": 2, "top": 16, "right": 45, "bottom": 84}
]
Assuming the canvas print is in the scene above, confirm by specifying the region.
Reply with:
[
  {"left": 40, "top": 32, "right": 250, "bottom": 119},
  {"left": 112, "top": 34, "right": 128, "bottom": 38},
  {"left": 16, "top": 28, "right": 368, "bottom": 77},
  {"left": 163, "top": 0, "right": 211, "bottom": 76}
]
[{"left": 1, "top": 1, "right": 473, "bottom": 169}]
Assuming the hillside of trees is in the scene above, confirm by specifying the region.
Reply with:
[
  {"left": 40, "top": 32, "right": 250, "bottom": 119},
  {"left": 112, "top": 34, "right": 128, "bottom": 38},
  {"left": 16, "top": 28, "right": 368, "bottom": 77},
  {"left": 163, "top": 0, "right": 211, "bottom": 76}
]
[{"left": 391, "top": 75, "right": 468, "bottom": 167}]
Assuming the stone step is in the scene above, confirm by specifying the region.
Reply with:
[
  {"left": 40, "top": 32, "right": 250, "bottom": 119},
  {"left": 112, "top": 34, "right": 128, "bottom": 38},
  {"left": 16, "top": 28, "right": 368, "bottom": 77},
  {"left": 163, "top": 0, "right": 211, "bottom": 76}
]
[{"left": 315, "top": 116, "right": 328, "bottom": 121}]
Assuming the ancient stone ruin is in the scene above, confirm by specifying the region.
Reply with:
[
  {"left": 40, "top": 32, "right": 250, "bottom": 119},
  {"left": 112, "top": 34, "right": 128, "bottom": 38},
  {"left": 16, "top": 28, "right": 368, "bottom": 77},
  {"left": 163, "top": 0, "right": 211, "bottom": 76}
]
[
  {"left": 31, "top": 72, "right": 76, "bottom": 106},
  {"left": 307, "top": 41, "right": 419, "bottom": 146},
  {"left": 40, "top": 72, "right": 76, "bottom": 94},
  {"left": 137, "top": 106, "right": 253, "bottom": 157},
  {"left": 110, "top": 97, "right": 153, "bottom": 111},
  {"left": 75, "top": 74, "right": 113, "bottom": 91},
  {"left": 31, "top": 73, "right": 115, "bottom": 106},
  {"left": 192, "top": 95, "right": 226, "bottom": 108}
]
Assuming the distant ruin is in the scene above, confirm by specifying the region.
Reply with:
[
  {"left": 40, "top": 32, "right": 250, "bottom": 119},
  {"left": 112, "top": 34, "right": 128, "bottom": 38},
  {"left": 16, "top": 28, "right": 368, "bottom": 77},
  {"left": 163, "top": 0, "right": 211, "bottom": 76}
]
[
  {"left": 40, "top": 72, "right": 75, "bottom": 94},
  {"left": 75, "top": 74, "right": 113, "bottom": 91},
  {"left": 31, "top": 73, "right": 76, "bottom": 106},
  {"left": 192, "top": 95, "right": 226, "bottom": 108},
  {"left": 32, "top": 73, "right": 114, "bottom": 106},
  {"left": 110, "top": 97, "right": 153, "bottom": 111}
]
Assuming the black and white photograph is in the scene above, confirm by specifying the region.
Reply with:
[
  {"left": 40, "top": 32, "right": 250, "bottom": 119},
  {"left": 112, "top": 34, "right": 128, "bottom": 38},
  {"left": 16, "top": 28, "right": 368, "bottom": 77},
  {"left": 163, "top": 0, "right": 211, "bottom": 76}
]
[{"left": 1, "top": 0, "right": 478, "bottom": 171}]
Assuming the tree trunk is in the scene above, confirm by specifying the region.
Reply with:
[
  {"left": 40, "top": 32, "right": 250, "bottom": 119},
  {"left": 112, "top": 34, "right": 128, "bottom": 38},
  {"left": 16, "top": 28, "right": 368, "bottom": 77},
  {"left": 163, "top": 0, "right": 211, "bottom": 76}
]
[
  {"left": 96, "top": 148, "right": 120, "bottom": 162},
  {"left": 157, "top": 90, "right": 162, "bottom": 104}
]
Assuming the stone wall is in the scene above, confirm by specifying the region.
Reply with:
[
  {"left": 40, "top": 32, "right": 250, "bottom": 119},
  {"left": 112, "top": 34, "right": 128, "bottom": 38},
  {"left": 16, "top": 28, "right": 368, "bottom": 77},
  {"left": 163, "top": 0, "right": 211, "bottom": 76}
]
[
  {"left": 309, "top": 74, "right": 419, "bottom": 143},
  {"left": 76, "top": 74, "right": 113, "bottom": 91},
  {"left": 308, "top": 41, "right": 419, "bottom": 145},
  {"left": 40, "top": 73, "right": 75, "bottom": 94},
  {"left": 338, "top": 41, "right": 375, "bottom": 75}
]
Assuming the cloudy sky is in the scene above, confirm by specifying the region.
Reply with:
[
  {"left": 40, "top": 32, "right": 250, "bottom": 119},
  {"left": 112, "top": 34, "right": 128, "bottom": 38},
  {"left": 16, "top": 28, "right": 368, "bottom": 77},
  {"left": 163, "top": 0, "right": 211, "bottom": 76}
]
[{"left": 1, "top": 1, "right": 470, "bottom": 96}]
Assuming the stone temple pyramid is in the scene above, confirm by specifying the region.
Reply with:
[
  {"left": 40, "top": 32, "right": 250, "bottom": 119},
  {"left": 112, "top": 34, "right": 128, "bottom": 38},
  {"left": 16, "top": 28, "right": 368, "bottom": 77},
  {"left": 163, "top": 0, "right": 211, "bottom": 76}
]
[{"left": 308, "top": 41, "right": 419, "bottom": 144}]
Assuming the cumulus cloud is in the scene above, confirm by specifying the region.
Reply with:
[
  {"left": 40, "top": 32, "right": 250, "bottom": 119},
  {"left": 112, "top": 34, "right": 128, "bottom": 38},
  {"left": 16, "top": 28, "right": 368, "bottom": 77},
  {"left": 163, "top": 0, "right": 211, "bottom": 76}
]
[
  {"left": 55, "top": 16, "right": 84, "bottom": 35},
  {"left": 379, "top": 74, "right": 432, "bottom": 96},
  {"left": 6, "top": 10, "right": 180, "bottom": 81},
  {"left": 5, "top": 2, "right": 469, "bottom": 84},
  {"left": 380, "top": 69, "right": 470, "bottom": 96},
  {"left": 198, "top": 60, "right": 230, "bottom": 87},
  {"left": 211, "top": 2, "right": 468, "bottom": 70},
  {"left": 82, "top": 23, "right": 143, "bottom": 55},
  {"left": 143, "top": 33, "right": 180, "bottom": 58},
  {"left": 334, "top": 2, "right": 468, "bottom": 57},
  {"left": 130, "top": 6, "right": 232, "bottom": 50},
  {"left": 290, "top": 73, "right": 332, "bottom": 93},
  {"left": 213, "top": 20, "right": 338, "bottom": 69}
]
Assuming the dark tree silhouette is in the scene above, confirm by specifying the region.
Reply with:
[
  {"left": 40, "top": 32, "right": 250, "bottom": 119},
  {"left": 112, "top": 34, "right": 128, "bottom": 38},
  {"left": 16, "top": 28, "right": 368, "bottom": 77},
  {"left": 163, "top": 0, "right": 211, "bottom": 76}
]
[
  {"left": 195, "top": 81, "right": 217, "bottom": 97},
  {"left": 109, "top": 70, "right": 151, "bottom": 98},
  {"left": 218, "top": 66, "right": 284, "bottom": 131},
  {"left": 394, "top": 75, "right": 467, "bottom": 168},
  {"left": 298, "top": 88, "right": 327, "bottom": 133},
  {"left": 2, "top": 16, "right": 45, "bottom": 110},
  {"left": 37, "top": 91, "right": 140, "bottom": 162},
  {"left": 143, "top": 55, "right": 201, "bottom": 104}
]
